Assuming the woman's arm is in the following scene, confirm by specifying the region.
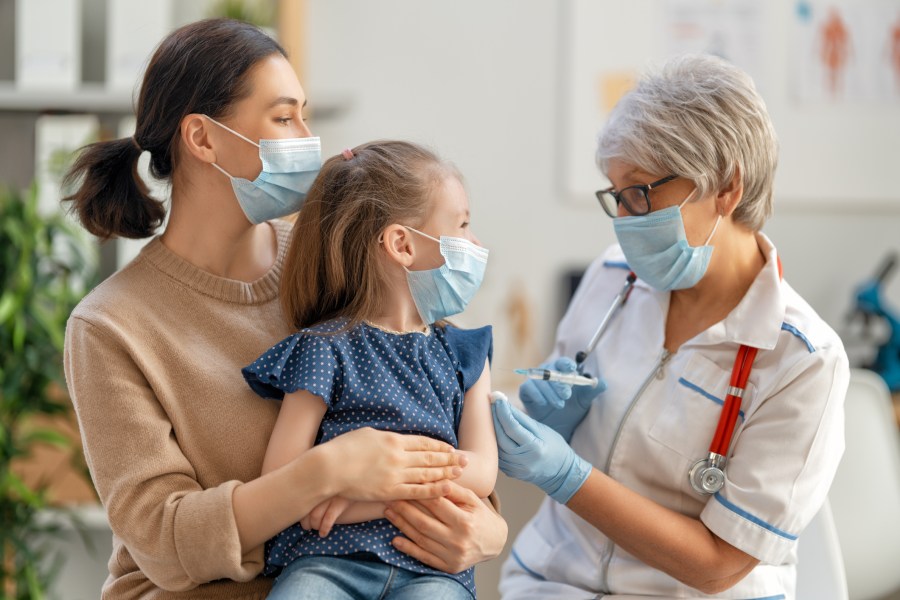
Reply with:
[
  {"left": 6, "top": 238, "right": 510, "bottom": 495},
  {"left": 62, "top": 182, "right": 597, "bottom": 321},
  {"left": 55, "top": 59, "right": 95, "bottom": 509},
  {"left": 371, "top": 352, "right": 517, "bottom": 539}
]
[
  {"left": 567, "top": 471, "right": 758, "bottom": 594},
  {"left": 492, "top": 398, "right": 756, "bottom": 595},
  {"left": 453, "top": 358, "right": 498, "bottom": 498},
  {"left": 234, "top": 426, "right": 466, "bottom": 549},
  {"left": 235, "top": 388, "right": 326, "bottom": 547}
]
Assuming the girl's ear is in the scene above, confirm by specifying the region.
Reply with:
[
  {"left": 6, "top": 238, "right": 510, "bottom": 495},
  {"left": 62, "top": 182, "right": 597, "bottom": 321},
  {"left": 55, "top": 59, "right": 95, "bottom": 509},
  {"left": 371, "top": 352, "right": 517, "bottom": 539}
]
[{"left": 380, "top": 224, "right": 416, "bottom": 267}]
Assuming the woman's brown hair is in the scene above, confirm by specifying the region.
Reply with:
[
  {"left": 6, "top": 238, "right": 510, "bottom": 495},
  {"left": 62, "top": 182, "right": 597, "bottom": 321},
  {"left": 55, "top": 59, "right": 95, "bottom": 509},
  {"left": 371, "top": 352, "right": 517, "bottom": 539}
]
[
  {"left": 281, "top": 140, "right": 461, "bottom": 330},
  {"left": 63, "top": 19, "right": 286, "bottom": 239}
]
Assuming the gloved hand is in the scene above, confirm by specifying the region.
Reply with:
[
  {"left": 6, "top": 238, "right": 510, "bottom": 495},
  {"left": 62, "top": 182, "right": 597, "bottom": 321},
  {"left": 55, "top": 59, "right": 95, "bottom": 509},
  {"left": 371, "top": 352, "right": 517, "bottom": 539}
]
[
  {"left": 519, "top": 357, "right": 608, "bottom": 442},
  {"left": 492, "top": 395, "right": 592, "bottom": 504}
]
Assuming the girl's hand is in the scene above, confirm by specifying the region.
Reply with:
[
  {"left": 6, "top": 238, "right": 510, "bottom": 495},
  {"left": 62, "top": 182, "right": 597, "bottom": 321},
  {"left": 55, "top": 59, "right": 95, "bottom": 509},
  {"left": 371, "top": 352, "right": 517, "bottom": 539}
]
[
  {"left": 318, "top": 427, "right": 467, "bottom": 502},
  {"left": 301, "top": 496, "right": 352, "bottom": 537},
  {"left": 385, "top": 481, "right": 508, "bottom": 574}
]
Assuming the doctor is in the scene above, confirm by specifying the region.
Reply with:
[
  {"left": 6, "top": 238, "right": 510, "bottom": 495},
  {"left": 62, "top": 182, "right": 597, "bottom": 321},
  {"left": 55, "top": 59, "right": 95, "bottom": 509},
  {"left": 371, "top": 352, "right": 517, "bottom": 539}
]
[{"left": 492, "top": 54, "right": 848, "bottom": 599}]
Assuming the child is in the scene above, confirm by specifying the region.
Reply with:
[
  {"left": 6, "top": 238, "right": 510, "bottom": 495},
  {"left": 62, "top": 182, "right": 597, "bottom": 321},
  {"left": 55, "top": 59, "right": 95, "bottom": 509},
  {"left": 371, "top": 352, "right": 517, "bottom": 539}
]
[{"left": 242, "top": 141, "right": 496, "bottom": 600}]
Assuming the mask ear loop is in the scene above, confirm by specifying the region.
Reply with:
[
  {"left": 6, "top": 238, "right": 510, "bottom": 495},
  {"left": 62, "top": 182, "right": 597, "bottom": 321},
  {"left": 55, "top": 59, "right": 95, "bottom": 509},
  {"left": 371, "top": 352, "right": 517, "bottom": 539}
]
[
  {"left": 205, "top": 116, "right": 261, "bottom": 180},
  {"left": 210, "top": 162, "right": 236, "bottom": 180},
  {"left": 704, "top": 214, "right": 722, "bottom": 246},
  {"left": 205, "top": 115, "right": 261, "bottom": 148},
  {"left": 405, "top": 226, "right": 440, "bottom": 243},
  {"left": 679, "top": 187, "right": 721, "bottom": 246}
]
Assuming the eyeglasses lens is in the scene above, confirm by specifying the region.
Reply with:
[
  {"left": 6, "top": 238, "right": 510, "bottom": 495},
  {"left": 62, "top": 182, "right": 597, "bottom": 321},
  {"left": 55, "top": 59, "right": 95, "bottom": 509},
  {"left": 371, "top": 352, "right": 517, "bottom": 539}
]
[
  {"left": 596, "top": 191, "right": 618, "bottom": 217},
  {"left": 619, "top": 187, "right": 651, "bottom": 215}
]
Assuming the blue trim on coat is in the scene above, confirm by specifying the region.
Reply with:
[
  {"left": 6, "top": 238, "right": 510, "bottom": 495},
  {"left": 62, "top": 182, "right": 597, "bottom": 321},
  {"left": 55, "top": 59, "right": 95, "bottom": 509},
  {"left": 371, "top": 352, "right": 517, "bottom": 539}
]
[
  {"left": 781, "top": 322, "right": 815, "bottom": 353},
  {"left": 510, "top": 549, "right": 546, "bottom": 581},
  {"left": 714, "top": 493, "right": 798, "bottom": 540},
  {"left": 602, "top": 260, "right": 630, "bottom": 270},
  {"left": 678, "top": 377, "right": 745, "bottom": 421},
  {"left": 742, "top": 595, "right": 785, "bottom": 600}
]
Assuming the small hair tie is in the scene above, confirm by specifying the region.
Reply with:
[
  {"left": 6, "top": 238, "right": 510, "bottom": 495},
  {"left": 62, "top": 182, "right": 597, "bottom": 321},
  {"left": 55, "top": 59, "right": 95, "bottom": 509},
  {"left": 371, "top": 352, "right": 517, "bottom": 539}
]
[
  {"left": 131, "top": 136, "right": 143, "bottom": 152},
  {"left": 342, "top": 148, "right": 354, "bottom": 160}
]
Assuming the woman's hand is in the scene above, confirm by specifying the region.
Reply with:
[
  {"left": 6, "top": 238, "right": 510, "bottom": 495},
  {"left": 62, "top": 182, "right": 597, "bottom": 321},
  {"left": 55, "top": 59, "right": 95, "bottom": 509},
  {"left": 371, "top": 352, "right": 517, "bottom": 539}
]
[
  {"left": 384, "top": 481, "right": 508, "bottom": 573},
  {"left": 319, "top": 427, "right": 466, "bottom": 502},
  {"left": 492, "top": 396, "right": 592, "bottom": 504},
  {"left": 519, "top": 357, "right": 607, "bottom": 442}
]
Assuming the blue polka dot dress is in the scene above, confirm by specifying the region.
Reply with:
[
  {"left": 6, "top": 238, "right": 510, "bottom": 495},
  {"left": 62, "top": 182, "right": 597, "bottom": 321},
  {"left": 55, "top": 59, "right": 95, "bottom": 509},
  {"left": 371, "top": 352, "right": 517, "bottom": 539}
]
[{"left": 242, "top": 318, "right": 493, "bottom": 597}]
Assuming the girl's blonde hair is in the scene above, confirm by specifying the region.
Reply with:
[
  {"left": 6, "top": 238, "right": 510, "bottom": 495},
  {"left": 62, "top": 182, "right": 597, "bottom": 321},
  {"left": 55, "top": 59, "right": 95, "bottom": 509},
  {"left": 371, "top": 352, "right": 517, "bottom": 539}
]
[{"left": 281, "top": 140, "right": 461, "bottom": 330}]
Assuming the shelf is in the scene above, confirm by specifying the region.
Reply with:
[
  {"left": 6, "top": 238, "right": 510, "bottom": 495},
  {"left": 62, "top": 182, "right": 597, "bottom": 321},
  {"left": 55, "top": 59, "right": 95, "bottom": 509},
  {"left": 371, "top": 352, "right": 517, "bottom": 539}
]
[
  {"left": 0, "top": 83, "right": 353, "bottom": 121},
  {"left": 0, "top": 83, "right": 134, "bottom": 113}
]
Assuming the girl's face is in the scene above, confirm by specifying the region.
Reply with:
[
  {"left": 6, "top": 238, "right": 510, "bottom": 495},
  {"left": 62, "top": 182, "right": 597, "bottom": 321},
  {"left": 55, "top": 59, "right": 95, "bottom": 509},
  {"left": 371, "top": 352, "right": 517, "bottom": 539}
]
[
  {"left": 414, "top": 176, "right": 481, "bottom": 270},
  {"left": 210, "top": 54, "right": 312, "bottom": 181}
]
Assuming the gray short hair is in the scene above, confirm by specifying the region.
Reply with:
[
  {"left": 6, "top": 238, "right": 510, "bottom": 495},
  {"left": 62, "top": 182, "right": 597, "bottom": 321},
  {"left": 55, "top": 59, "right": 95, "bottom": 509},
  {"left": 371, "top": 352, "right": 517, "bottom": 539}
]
[{"left": 597, "top": 54, "right": 778, "bottom": 231}]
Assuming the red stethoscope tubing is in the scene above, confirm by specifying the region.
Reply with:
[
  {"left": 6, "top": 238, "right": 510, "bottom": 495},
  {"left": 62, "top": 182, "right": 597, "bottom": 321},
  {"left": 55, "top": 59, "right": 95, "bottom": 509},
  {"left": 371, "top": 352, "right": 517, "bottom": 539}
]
[{"left": 710, "top": 345, "right": 758, "bottom": 456}]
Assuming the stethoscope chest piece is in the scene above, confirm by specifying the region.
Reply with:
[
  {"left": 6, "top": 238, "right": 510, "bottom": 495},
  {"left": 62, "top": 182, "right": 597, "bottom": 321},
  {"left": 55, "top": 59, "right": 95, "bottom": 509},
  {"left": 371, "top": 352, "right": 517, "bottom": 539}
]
[{"left": 688, "top": 454, "right": 726, "bottom": 495}]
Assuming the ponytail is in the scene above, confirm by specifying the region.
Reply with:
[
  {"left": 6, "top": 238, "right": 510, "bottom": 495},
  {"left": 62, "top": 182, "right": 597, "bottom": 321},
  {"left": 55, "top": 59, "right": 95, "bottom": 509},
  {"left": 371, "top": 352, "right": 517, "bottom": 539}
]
[{"left": 63, "top": 137, "right": 165, "bottom": 240}]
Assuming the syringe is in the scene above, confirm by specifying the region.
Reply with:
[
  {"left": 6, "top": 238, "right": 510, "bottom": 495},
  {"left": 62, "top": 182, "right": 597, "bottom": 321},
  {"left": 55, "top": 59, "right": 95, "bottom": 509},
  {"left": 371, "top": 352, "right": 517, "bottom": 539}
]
[{"left": 514, "top": 368, "right": 599, "bottom": 387}]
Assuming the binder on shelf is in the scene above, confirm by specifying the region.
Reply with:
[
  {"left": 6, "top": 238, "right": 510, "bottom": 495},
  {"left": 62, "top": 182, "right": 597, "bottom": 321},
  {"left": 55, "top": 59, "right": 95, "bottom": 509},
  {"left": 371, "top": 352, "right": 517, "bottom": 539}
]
[
  {"left": 106, "top": 0, "right": 173, "bottom": 92},
  {"left": 15, "top": 0, "right": 81, "bottom": 90}
]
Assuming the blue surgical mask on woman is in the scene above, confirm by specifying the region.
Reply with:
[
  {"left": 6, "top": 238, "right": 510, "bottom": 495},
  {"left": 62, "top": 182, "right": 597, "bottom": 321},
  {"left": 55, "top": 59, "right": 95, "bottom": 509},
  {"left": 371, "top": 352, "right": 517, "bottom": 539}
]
[
  {"left": 206, "top": 116, "right": 322, "bottom": 224},
  {"left": 613, "top": 190, "right": 721, "bottom": 291},
  {"left": 404, "top": 227, "right": 489, "bottom": 324}
]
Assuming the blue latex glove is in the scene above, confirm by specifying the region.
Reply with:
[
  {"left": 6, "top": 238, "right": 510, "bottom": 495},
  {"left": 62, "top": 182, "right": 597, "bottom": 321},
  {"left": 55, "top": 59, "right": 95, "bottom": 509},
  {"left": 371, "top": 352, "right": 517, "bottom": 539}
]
[
  {"left": 492, "top": 395, "right": 592, "bottom": 504},
  {"left": 518, "top": 357, "right": 608, "bottom": 442}
]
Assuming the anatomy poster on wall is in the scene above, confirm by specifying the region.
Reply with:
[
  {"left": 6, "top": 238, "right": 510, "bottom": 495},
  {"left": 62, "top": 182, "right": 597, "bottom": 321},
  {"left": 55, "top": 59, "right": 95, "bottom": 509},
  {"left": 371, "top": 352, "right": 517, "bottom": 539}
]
[
  {"left": 791, "top": 0, "right": 900, "bottom": 103},
  {"left": 664, "top": 0, "right": 765, "bottom": 90}
]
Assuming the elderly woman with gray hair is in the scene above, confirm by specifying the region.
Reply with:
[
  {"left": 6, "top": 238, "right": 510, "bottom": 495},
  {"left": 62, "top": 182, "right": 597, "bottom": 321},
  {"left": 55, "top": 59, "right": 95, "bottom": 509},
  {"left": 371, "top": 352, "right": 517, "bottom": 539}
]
[{"left": 490, "top": 54, "right": 849, "bottom": 598}]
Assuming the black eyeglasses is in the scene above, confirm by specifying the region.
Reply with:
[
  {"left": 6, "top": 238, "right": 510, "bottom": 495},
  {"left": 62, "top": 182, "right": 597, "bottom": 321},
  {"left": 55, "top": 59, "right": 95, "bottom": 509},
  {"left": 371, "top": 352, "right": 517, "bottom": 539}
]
[{"left": 595, "top": 174, "right": 678, "bottom": 217}]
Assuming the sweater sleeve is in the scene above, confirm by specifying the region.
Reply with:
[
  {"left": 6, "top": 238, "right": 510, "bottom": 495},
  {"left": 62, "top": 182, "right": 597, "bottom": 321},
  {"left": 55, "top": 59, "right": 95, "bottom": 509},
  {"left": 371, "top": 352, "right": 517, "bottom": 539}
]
[{"left": 64, "top": 316, "right": 263, "bottom": 591}]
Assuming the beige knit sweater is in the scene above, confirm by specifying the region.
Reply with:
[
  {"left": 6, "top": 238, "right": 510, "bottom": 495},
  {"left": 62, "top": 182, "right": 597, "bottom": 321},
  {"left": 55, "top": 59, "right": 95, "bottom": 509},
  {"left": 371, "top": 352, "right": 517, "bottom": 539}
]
[{"left": 64, "top": 220, "right": 295, "bottom": 599}]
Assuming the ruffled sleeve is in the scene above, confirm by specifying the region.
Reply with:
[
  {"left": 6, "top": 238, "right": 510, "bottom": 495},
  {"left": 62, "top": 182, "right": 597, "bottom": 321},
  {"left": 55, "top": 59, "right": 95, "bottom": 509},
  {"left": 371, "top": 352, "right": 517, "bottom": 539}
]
[
  {"left": 241, "top": 332, "right": 342, "bottom": 406},
  {"left": 441, "top": 325, "right": 493, "bottom": 391}
]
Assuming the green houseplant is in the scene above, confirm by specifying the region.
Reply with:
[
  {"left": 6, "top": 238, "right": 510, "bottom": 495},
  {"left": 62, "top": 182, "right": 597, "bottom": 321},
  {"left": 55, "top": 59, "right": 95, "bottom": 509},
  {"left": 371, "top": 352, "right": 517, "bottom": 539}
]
[{"left": 0, "top": 183, "right": 97, "bottom": 599}]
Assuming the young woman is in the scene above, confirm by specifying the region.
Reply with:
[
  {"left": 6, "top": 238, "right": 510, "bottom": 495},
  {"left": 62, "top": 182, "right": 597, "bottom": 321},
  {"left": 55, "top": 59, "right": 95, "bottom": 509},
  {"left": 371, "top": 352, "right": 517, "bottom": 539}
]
[{"left": 63, "top": 19, "right": 506, "bottom": 599}]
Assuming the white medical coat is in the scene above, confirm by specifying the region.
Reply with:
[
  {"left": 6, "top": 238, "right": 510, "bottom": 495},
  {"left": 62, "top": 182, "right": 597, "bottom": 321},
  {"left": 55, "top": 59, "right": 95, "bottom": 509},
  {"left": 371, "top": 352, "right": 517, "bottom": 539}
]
[{"left": 502, "top": 235, "right": 848, "bottom": 600}]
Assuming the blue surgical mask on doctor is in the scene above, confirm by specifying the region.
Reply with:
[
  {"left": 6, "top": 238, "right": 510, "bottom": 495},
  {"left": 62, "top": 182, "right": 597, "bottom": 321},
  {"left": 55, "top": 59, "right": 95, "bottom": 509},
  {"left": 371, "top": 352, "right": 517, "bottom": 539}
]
[
  {"left": 613, "top": 189, "right": 722, "bottom": 291},
  {"left": 206, "top": 116, "right": 322, "bottom": 224},
  {"left": 404, "top": 227, "right": 489, "bottom": 324}
]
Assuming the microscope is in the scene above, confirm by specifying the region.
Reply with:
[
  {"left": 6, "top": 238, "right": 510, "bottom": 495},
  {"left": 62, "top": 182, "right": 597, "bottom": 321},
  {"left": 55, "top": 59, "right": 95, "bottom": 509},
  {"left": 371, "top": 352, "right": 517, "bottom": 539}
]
[{"left": 850, "top": 252, "right": 900, "bottom": 392}]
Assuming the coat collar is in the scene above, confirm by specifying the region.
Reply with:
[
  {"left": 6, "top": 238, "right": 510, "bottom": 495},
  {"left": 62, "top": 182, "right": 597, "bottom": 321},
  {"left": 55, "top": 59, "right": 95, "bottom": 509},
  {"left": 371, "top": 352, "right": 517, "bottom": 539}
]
[{"left": 688, "top": 232, "right": 785, "bottom": 350}]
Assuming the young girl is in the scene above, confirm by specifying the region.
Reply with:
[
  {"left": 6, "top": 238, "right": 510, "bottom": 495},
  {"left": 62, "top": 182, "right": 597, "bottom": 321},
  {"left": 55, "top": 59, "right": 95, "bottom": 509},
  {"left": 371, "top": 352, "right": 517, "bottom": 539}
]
[{"left": 242, "top": 140, "right": 496, "bottom": 600}]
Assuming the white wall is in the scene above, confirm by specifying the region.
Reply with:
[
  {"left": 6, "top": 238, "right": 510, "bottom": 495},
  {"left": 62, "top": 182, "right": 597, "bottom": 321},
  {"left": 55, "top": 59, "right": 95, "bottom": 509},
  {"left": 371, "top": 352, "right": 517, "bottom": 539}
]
[{"left": 302, "top": 1, "right": 900, "bottom": 597}]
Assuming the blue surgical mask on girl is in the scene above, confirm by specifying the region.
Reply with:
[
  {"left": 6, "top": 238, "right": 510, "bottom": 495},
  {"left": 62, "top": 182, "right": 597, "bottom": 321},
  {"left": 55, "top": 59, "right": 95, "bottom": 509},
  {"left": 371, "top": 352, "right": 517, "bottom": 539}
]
[
  {"left": 613, "top": 190, "right": 722, "bottom": 291},
  {"left": 404, "top": 227, "right": 489, "bottom": 324},
  {"left": 206, "top": 116, "right": 322, "bottom": 224}
]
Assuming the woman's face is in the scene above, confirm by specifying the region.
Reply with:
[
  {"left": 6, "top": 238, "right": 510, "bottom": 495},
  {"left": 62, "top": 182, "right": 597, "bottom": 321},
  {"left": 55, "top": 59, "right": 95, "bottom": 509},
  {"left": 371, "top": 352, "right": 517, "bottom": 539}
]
[
  {"left": 414, "top": 176, "right": 480, "bottom": 270},
  {"left": 606, "top": 158, "right": 718, "bottom": 247},
  {"left": 210, "top": 54, "right": 312, "bottom": 181}
]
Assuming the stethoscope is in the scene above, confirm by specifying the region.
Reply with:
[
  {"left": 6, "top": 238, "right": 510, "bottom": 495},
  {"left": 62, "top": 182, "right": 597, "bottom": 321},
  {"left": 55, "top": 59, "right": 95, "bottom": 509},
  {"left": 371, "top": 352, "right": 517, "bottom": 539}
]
[{"left": 574, "top": 268, "right": 772, "bottom": 496}]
